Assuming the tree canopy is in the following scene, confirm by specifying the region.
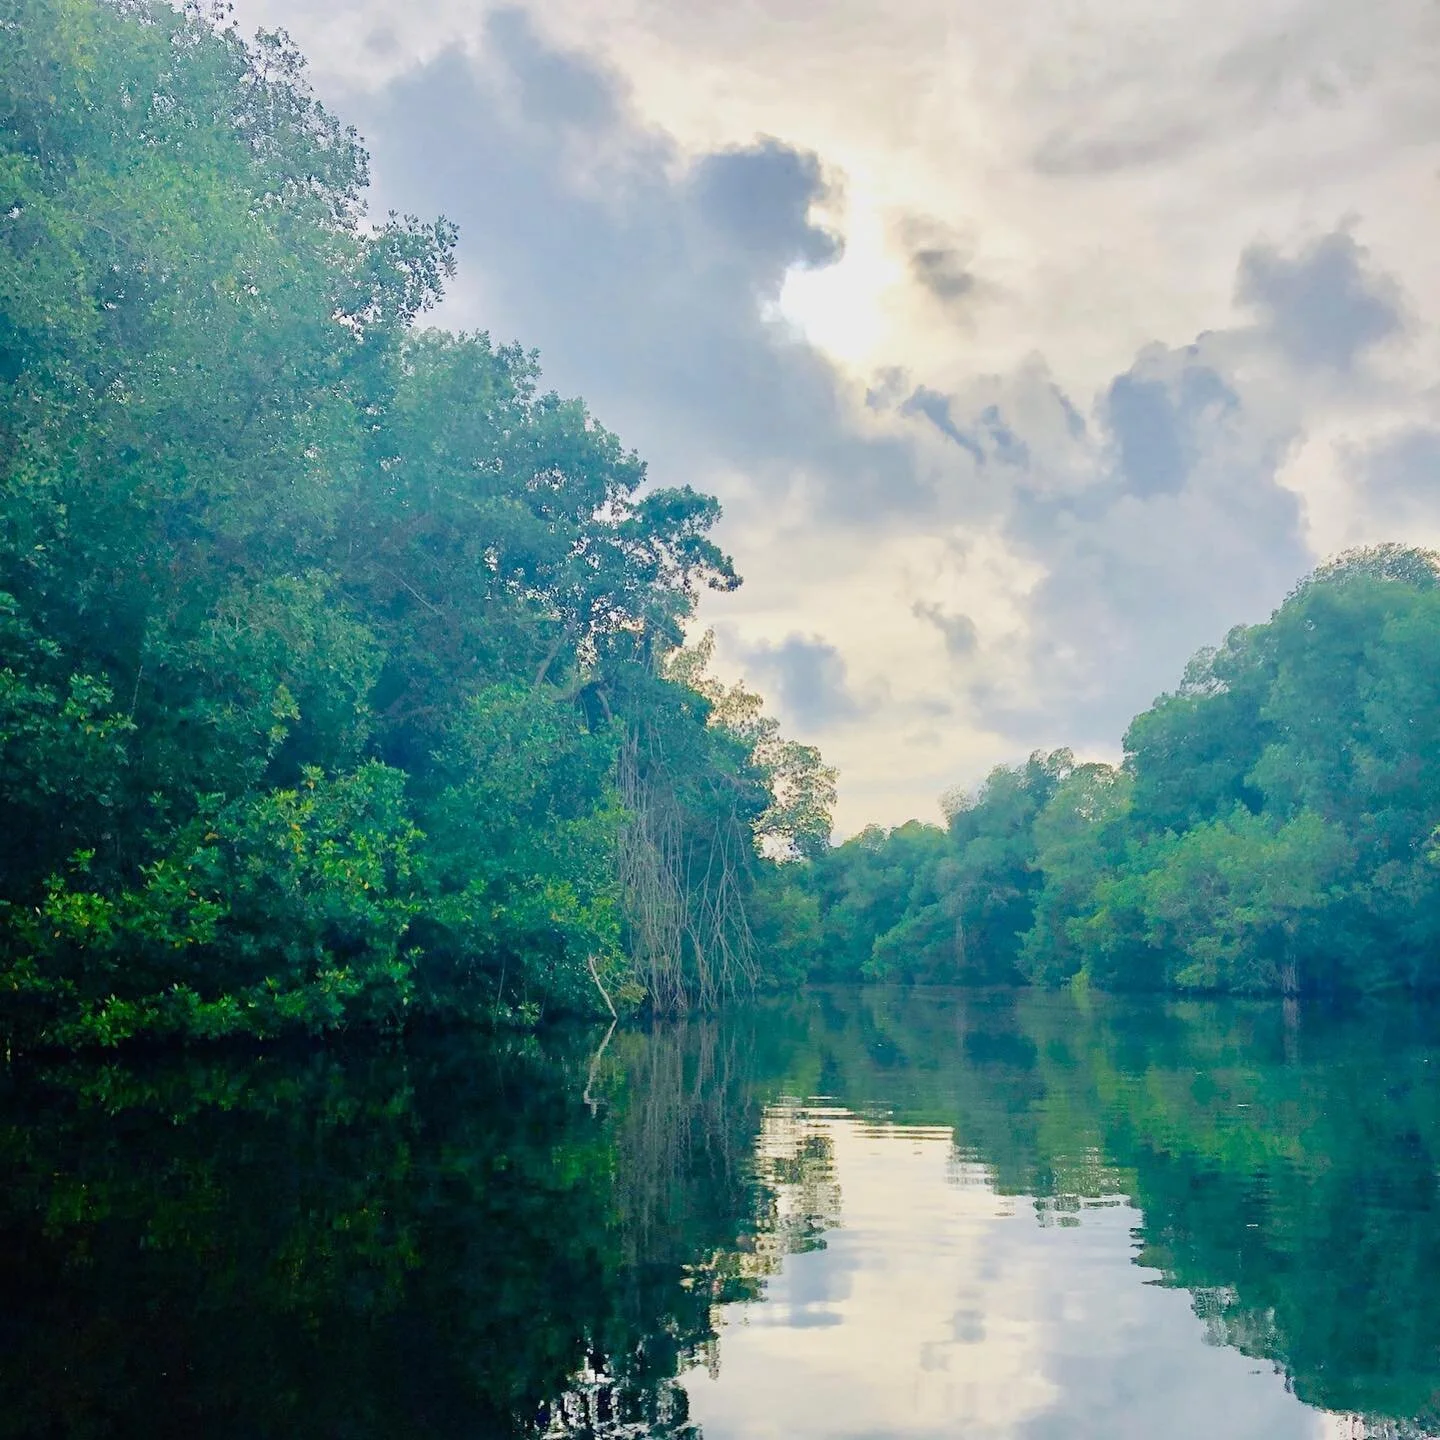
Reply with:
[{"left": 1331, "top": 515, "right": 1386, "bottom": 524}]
[
  {"left": 763, "top": 545, "right": 1440, "bottom": 997},
  {"left": 0, "top": 0, "right": 833, "bottom": 1047}
]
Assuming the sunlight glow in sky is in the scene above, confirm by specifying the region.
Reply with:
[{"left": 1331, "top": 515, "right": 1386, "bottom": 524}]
[
  {"left": 775, "top": 202, "right": 903, "bottom": 369},
  {"left": 234, "top": 0, "right": 1440, "bottom": 830}
]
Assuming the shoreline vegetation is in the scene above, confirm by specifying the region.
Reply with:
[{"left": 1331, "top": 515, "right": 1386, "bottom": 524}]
[
  {"left": 0, "top": 0, "right": 835, "bottom": 1048},
  {"left": 3, "top": 2, "right": 1439, "bottom": 1050},
  {"left": 785, "top": 542, "right": 1440, "bottom": 1000}
]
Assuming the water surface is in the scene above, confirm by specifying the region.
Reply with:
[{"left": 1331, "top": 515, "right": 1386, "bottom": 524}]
[{"left": 2, "top": 988, "right": 1436, "bottom": 1438}]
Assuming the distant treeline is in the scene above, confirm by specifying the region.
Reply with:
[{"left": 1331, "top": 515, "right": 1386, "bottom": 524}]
[
  {"left": 762, "top": 545, "right": 1440, "bottom": 996},
  {"left": 0, "top": 0, "right": 833, "bottom": 1047}
]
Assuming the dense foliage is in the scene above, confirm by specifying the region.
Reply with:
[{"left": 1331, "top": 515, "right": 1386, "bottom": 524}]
[
  {"left": 0, "top": 0, "right": 833, "bottom": 1047},
  {"left": 770, "top": 545, "right": 1440, "bottom": 995}
]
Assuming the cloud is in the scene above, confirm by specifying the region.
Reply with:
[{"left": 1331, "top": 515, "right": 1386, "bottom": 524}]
[
  {"left": 902, "top": 387, "right": 986, "bottom": 464},
  {"left": 912, "top": 247, "right": 977, "bottom": 303},
  {"left": 743, "top": 635, "right": 867, "bottom": 729},
  {"left": 893, "top": 387, "right": 1030, "bottom": 471},
  {"left": 898, "top": 216, "right": 983, "bottom": 313},
  {"left": 1344, "top": 425, "right": 1440, "bottom": 531},
  {"left": 1032, "top": 121, "right": 1206, "bottom": 178},
  {"left": 345, "top": 9, "right": 935, "bottom": 525},
  {"left": 980, "top": 405, "right": 1031, "bottom": 469},
  {"left": 690, "top": 140, "right": 843, "bottom": 270},
  {"left": 913, "top": 601, "right": 979, "bottom": 659},
  {"left": 296, "top": 0, "right": 1440, "bottom": 821},
  {"left": 1104, "top": 355, "right": 1238, "bottom": 499},
  {"left": 887, "top": 247, "right": 1328, "bottom": 746},
  {"left": 363, "top": 25, "right": 399, "bottom": 58},
  {"left": 1236, "top": 229, "right": 1406, "bottom": 372},
  {"left": 484, "top": 5, "right": 618, "bottom": 131}
]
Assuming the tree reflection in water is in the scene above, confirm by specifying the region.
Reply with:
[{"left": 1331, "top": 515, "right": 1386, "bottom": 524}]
[{"left": 3, "top": 990, "right": 1440, "bottom": 1438}]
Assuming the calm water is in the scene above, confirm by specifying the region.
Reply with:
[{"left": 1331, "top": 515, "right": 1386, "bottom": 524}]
[{"left": 3, "top": 988, "right": 1438, "bottom": 1438}]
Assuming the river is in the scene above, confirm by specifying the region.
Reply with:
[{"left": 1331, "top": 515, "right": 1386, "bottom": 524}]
[{"left": 1, "top": 987, "right": 1435, "bottom": 1438}]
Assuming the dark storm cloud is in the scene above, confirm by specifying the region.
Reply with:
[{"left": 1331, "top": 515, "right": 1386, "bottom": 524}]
[
  {"left": 744, "top": 635, "right": 866, "bottom": 729},
  {"left": 1236, "top": 230, "right": 1405, "bottom": 371},
  {"left": 347, "top": 9, "right": 931, "bottom": 521}
]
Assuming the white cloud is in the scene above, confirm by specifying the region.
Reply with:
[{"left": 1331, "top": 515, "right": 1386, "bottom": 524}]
[{"left": 234, "top": 0, "right": 1440, "bottom": 829}]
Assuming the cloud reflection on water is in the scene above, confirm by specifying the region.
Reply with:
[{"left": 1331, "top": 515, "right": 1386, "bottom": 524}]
[{"left": 685, "top": 1104, "right": 1333, "bottom": 1440}]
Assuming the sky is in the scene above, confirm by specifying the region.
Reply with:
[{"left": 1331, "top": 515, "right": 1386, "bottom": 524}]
[
  {"left": 235, "top": 0, "right": 1440, "bottom": 831},
  {"left": 682, "top": 1105, "right": 1337, "bottom": 1439}
]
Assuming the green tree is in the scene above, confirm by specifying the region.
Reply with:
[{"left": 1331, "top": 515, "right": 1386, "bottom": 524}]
[
  {"left": 0, "top": 0, "right": 831, "bottom": 1045},
  {"left": 1021, "top": 762, "right": 1132, "bottom": 986}
]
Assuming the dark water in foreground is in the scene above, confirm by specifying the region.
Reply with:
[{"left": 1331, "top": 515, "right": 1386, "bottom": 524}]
[{"left": 3, "top": 989, "right": 1439, "bottom": 1439}]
